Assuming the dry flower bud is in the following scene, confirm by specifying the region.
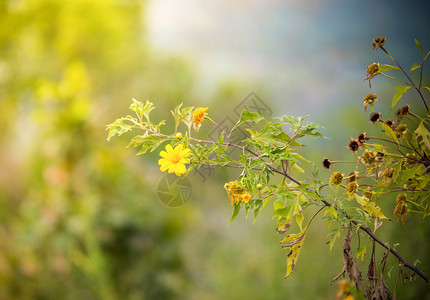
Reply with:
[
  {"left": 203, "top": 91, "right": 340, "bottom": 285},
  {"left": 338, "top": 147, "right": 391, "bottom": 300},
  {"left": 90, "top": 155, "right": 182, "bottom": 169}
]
[
  {"left": 369, "top": 112, "right": 381, "bottom": 123},
  {"left": 330, "top": 172, "right": 344, "bottom": 185},
  {"left": 362, "top": 94, "right": 378, "bottom": 112},
  {"left": 372, "top": 37, "right": 386, "bottom": 49}
]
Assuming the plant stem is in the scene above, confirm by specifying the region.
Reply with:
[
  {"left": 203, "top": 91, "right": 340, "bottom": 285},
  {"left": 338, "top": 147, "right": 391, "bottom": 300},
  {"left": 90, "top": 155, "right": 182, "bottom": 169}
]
[{"left": 381, "top": 46, "right": 429, "bottom": 112}]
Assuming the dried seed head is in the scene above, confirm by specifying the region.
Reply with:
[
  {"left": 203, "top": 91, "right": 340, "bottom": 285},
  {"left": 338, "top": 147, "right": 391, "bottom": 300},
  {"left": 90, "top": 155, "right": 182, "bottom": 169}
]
[
  {"left": 323, "top": 158, "right": 331, "bottom": 169},
  {"left": 395, "top": 104, "right": 410, "bottom": 123},
  {"left": 361, "top": 149, "right": 376, "bottom": 165},
  {"left": 394, "top": 124, "right": 408, "bottom": 138},
  {"left": 372, "top": 37, "right": 386, "bottom": 49},
  {"left": 347, "top": 171, "right": 357, "bottom": 184},
  {"left": 385, "top": 119, "right": 394, "bottom": 128},
  {"left": 364, "top": 63, "right": 380, "bottom": 88},
  {"left": 369, "top": 112, "right": 381, "bottom": 123},
  {"left": 362, "top": 94, "right": 378, "bottom": 112},
  {"left": 381, "top": 168, "right": 394, "bottom": 183},
  {"left": 346, "top": 181, "right": 358, "bottom": 195},
  {"left": 376, "top": 152, "right": 385, "bottom": 162},
  {"left": 347, "top": 138, "right": 360, "bottom": 152},
  {"left": 363, "top": 188, "right": 373, "bottom": 200},
  {"left": 357, "top": 132, "right": 368, "bottom": 145},
  {"left": 330, "top": 172, "right": 344, "bottom": 185}
]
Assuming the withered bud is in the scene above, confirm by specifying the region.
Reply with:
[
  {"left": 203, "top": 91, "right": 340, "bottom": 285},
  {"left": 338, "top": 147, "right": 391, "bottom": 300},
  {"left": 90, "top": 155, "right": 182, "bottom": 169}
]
[
  {"left": 385, "top": 119, "right": 394, "bottom": 128},
  {"left": 361, "top": 149, "right": 376, "bottom": 165},
  {"left": 330, "top": 172, "right": 344, "bottom": 185},
  {"left": 395, "top": 104, "right": 410, "bottom": 123},
  {"left": 376, "top": 152, "right": 385, "bottom": 160},
  {"left": 363, "top": 188, "right": 373, "bottom": 200},
  {"left": 395, "top": 124, "right": 408, "bottom": 138},
  {"left": 363, "top": 94, "right": 378, "bottom": 112},
  {"left": 357, "top": 132, "right": 368, "bottom": 145},
  {"left": 369, "top": 112, "right": 382, "bottom": 123},
  {"left": 323, "top": 158, "right": 331, "bottom": 169},
  {"left": 347, "top": 138, "right": 360, "bottom": 152},
  {"left": 366, "top": 63, "right": 380, "bottom": 79},
  {"left": 372, "top": 37, "right": 386, "bottom": 49},
  {"left": 381, "top": 168, "right": 394, "bottom": 182},
  {"left": 346, "top": 181, "right": 358, "bottom": 195},
  {"left": 347, "top": 171, "right": 357, "bottom": 184}
]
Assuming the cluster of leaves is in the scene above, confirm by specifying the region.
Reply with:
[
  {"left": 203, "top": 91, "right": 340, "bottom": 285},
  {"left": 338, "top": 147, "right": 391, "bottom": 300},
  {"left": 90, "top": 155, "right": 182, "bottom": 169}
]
[{"left": 107, "top": 37, "right": 430, "bottom": 299}]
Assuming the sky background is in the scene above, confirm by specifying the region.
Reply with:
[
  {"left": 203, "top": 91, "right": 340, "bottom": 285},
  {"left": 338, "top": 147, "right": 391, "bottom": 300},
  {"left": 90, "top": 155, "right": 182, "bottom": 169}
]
[{"left": 146, "top": 0, "right": 430, "bottom": 116}]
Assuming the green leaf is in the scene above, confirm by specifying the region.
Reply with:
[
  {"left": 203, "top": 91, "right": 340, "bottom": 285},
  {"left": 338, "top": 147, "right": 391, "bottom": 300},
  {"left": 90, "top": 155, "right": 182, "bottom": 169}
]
[
  {"left": 380, "top": 122, "right": 399, "bottom": 144},
  {"left": 229, "top": 204, "right": 241, "bottom": 223},
  {"left": 292, "top": 163, "right": 304, "bottom": 173},
  {"left": 423, "top": 86, "right": 430, "bottom": 94},
  {"left": 290, "top": 153, "right": 310, "bottom": 162},
  {"left": 356, "top": 246, "right": 366, "bottom": 261},
  {"left": 415, "top": 39, "right": 424, "bottom": 57},
  {"left": 296, "top": 212, "right": 304, "bottom": 231},
  {"left": 379, "top": 64, "right": 399, "bottom": 71},
  {"left": 410, "top": 62, "right": 421, "bottom": 71},
  {"left": 236, "top": 109, "right": 265, "bottom": 127},
  {"left": 106, "top": 118, "right": 134, "bottom": 141},
  {"left": 415, "top": 121, "right": 430, "bottom": 149},
  {"left": 128, "top": 134, "right": 167, "bottom": 155},
  {"left": 391, "top": 85, "right": 411, "bottom": 108}
]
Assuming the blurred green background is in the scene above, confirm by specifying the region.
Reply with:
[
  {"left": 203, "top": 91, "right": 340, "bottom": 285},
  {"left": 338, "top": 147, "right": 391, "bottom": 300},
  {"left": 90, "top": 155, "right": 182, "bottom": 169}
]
[{"left": 0, "top": 0, "right": 429, "bottom": 299}]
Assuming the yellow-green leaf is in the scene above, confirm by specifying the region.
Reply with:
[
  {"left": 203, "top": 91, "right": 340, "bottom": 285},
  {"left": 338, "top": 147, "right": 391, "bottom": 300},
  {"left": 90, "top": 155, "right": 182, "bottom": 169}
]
[
  {"left": 410, "top": 62, "right": 421, "bottom": 71},
  {"left": 391, "top": 85, "right": 412, "bottom": 108},
  {"left": 415, "top": 39, "right": 424, "bottom": 57},
  {"left": 415, "top": 121, "right": 430, "bottom": 149},
  {"left": 379, "top": 64, "right": 399, "bottom": 71},
  {"left": 355, "top": 195, "right": 387, "bottom": 219}
]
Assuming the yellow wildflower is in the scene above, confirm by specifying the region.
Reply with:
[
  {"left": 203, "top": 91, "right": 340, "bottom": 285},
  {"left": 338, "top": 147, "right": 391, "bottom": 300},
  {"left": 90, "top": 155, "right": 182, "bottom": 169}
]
[
  {"left": 242, "top": 191, "right": 251, "bottom": 203},
  {"left": 193, "top": 107, "right": 208, "bottom": 131},
  {"left": 158, "top": 144, "right": 191, "bottom": 176},
  {"left": 224, "top": 181, "right": 252, "bottom": 205}
]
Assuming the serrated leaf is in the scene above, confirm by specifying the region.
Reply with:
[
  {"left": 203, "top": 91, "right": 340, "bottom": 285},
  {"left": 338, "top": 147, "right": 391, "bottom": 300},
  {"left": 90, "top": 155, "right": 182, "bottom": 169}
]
[
  {"left": 415, "top": 121, "right": 430, "bottom": 149},
  {"left": 379, "top": 64, "right": 399, "bottom": 71},
  {"left": 391, "top": 85, "right": 411, "bottom": 108},
  {"left": 236, "top": 109, "right": 265, "bottom": 126},
  {"left": 354, "top": 194, "right": 387, "bottom": 219},
  {"left": 106, "top": 118, "right": 134, "bottom": 141},
  {"left": 410, "top": 62, "right": 421, "bottom": 71},
  {"left": 128, "top": 135, "right": 167, "bottom": 155},
  {"left": 415, "top": 39, "right": 424, "bottom": 57}
]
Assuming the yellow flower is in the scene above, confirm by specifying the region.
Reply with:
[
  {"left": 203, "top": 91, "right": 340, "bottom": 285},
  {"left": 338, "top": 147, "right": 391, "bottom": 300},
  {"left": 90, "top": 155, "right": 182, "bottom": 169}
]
[
  {"left": 193, "top": 107, "right": 208, "bottom": 131},
  {"left": 242, "top": 191, "right": 251, "bottom": 203},
  {"left": 224, "top": 180, "right": 251, "bottom": 205},
  {"left": 158, "top": 144, "right": 191, "bottom": 176}
]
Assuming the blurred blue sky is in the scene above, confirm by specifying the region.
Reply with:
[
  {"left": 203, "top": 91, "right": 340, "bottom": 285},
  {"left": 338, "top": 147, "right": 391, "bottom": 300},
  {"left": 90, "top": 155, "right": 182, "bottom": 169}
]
[{"left": 146, "top": 0, "right": 430, "bottom": 115}]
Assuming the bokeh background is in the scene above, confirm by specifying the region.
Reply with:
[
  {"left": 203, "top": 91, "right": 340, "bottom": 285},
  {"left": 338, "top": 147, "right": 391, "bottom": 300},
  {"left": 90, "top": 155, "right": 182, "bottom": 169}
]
[{"left": 1, "top": 0, "right": 429, "bottom": 299}]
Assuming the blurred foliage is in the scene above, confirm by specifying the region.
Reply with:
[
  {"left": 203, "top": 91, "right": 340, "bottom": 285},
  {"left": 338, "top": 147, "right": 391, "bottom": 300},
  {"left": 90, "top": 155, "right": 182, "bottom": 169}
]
[{"left": 0, "top": 0, "right": 197, "bottom": 299}]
